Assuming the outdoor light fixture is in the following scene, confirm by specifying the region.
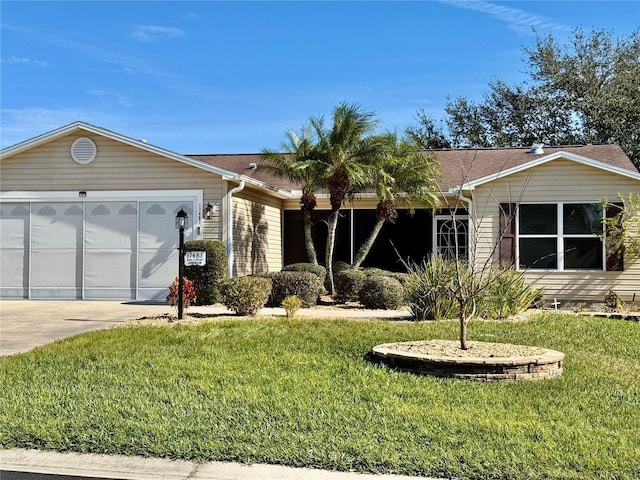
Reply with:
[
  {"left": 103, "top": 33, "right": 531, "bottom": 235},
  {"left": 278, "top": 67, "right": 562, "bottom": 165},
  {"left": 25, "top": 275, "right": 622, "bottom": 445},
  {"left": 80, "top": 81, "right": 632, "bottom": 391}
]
[
  {"left": 175, "top": 207, "right": 189, "bottom": 230},
  {"left": 175, "top": 207, "right": 189, "bottom": 320},
  {"left": 204, "top": 202, "right": 217, "bottom": 220}
]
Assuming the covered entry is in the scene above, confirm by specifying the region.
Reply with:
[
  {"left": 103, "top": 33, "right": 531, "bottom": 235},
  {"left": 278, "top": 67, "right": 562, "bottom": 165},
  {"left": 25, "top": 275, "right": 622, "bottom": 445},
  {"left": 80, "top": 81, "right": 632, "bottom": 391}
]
[{"left": 0, "top": 190, "right": 201, "bottom": 300}]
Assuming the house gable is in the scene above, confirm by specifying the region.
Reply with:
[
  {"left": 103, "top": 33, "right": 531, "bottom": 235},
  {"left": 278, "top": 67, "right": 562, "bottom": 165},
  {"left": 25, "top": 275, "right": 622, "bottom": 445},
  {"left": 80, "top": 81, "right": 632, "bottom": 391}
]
[{"left": 459, "top": 150, "right": 640, "bottom": 192}]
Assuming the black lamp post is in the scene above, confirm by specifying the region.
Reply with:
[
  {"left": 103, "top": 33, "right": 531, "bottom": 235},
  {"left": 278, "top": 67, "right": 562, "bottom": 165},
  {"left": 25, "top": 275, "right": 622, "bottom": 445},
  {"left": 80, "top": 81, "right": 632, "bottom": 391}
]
[{"left": 175, "top": 207, "right": 189, "bottom": 320}]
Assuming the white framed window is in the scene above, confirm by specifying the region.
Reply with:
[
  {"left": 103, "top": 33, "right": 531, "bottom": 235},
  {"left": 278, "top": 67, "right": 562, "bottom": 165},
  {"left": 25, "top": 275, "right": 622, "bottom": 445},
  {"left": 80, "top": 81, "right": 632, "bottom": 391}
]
[
  {"left": 434, "top": 215, "right": 468, "bottom": 260},
  {"left": 517, "top": 203, "right": 604, "bottom": 270}
]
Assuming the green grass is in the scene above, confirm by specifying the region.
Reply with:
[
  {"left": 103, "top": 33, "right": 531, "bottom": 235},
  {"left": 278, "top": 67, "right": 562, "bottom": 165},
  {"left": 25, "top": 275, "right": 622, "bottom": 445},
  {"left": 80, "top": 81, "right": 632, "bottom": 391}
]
[{"left": 1, "top": 313, "right": 639, "bottom": 479}]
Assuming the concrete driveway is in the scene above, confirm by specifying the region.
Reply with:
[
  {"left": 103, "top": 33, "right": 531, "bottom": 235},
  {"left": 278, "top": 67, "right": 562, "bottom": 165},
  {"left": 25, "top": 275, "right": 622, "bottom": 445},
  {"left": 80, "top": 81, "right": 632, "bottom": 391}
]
[
  {"left": 0, "top": 300, "right": 412, "bottom": 357},
  {"left": 0, "top": 300, "right": 187, "bottom": 356}
]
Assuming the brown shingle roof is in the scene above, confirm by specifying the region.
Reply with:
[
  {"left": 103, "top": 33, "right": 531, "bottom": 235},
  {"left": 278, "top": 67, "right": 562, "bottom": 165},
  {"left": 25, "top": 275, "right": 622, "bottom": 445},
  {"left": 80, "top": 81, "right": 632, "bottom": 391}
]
[
  {"left": 187, "top": 153, "right": 302, "bottom": 192},
  {"left": 187, "top": 145, "right": 637, "bottom": 194}
]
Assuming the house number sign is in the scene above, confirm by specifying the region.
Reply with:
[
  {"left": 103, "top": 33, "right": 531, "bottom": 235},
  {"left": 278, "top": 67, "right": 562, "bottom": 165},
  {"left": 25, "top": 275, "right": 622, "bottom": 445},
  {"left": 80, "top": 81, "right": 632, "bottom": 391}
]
[{"left": 184, "top": 251, "right": 206, "bottom": 266}]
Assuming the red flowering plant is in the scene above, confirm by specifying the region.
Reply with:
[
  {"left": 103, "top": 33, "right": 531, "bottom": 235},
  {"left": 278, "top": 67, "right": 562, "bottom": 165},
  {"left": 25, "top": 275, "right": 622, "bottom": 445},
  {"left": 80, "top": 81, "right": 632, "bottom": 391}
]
[{"left": 166, "top": 276, "right": 197, "bottom": 313}]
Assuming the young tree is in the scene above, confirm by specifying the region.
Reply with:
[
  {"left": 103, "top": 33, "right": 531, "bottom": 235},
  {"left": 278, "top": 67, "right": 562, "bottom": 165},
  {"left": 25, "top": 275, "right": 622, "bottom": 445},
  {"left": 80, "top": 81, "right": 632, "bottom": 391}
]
[
  {"left": 352, "top": 134, "right": 441, "bottom": 268},
  {"left": 261, "top": 126, "right": 324, "bottom": 264}
]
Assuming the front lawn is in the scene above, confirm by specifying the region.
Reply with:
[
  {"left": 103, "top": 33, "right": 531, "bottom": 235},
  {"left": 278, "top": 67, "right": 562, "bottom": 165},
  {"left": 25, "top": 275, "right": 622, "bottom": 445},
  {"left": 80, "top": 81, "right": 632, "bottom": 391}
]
[{"left": 1, "top": 313, "right": 638, "bottom": 479}]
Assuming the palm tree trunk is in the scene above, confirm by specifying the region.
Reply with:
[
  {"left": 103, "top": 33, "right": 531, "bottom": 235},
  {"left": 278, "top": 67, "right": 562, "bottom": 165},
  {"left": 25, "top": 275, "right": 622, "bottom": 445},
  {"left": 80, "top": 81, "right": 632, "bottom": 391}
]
[
  {"left": 303, "top": 210, "right": 317, "bottom": 264},
  {"left": 352, "top": 218, "right": 385, "bottom": 268},
  {"left": 325, "top": 211, "right": 340, "bottom": 295}
]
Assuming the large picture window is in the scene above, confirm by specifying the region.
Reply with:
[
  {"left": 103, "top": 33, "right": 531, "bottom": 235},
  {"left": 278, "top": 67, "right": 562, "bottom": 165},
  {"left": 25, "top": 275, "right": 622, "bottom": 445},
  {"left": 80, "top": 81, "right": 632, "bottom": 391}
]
[{"left": 518, "top": 203, "right": 604, "bottom": 270}]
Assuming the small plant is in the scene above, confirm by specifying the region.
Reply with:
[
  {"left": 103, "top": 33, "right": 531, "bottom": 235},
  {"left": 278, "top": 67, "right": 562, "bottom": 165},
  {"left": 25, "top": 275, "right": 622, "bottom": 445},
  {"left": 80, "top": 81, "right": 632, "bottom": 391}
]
[
  {"left": 166, "top": 277, "right": 198, "bottom": 312},
  {"left": 604, "top": 290, "right": 624, "bottom": 312},
  {"left": 281, "top": 295, "right": 302, "bottom": 317},
  {"left": 221, "top": 276, "right": 271, "bottom": 316},
  {"left": 358, "top": 276, "right": 405, "bottom": 310}
]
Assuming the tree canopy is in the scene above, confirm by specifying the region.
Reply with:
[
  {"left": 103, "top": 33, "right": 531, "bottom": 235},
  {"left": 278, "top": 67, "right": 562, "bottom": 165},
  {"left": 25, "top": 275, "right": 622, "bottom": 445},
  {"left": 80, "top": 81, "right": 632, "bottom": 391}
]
[{"left": 407, "top": 28, "right": 640, "bottom": 169}]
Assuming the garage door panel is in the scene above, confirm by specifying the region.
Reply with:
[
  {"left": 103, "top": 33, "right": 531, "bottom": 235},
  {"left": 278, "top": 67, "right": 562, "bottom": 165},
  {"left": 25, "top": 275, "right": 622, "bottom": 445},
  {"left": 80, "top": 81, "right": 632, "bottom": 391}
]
[
  {"left": 139, "top": 202, "right": 193, "bottom": 249},
  {"left": 85, "top": 251, "right": 135, "bottom": 287},
  {"left": 138, "top": 248, "right": 178, "bottom": 288},
  {"left": 32, "top": 203, "right": 83, "bottom": 250},
  {"left": 0, "top": 203, "right": 29, "bottom": 296},
  {"left": 31, "top": 250, "right": 82, "bottom": 288},
  {"left": 86, "top": 202, "right": 137, "bottom": 249}
]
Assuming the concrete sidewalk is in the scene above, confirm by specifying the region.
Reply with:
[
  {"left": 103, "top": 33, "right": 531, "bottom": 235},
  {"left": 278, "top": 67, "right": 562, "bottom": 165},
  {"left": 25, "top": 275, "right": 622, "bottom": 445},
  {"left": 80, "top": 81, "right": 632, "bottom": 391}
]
[{"left": 0, "top": 449, "right": 438, "bottom": 480}]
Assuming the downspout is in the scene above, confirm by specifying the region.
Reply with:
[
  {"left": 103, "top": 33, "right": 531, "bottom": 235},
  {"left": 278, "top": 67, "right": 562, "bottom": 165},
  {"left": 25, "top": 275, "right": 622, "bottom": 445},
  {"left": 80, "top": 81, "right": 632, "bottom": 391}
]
[
  {"left": 226, "top": 179, "right": 245, "bottom": 278},
  {"left": 454, "top": 188, "right": 474, "bottom": 264}
]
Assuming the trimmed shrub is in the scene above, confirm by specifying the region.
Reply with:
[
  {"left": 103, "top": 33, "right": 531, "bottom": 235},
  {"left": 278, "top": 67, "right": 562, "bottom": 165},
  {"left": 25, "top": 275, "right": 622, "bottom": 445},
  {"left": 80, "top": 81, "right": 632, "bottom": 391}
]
[
  {"left": 333, "top": 261, "right": 352, "bottom": 276},
  {"left": 282, "top": 263, "right": 327, "bottom": 280},
  {"left": 358, "top": 276, "right": 405, "bottom": 310},
  {"left": 266, "top": 271, "right": 322, "bottom": 307},
  {"left": 335, "top": 269, "right": 367, "bottom": 303},
  {"left": 184, "top": 240, "right": 228, "bottom": 305},
  {"left": 282, "top": 263, "right": 328, "bottom": 295},
  {"left": 221, "top": 276, "right": 271, "bottom": 316}
]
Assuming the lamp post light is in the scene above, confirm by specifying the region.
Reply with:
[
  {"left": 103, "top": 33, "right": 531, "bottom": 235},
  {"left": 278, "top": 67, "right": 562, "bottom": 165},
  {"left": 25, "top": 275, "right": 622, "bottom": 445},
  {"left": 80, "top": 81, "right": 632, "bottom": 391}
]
[{"left": 175, "top": 207, "right": 189, "bottom": 320}]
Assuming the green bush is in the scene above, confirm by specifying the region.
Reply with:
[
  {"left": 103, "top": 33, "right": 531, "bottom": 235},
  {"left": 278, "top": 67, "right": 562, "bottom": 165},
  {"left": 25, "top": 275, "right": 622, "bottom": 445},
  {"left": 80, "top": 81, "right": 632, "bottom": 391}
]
[
  {"left": 478, "top": 265, "right": 543, "bottom": 319},
  {"left": 267, "top": 271, "right": 322, "bottom": 307},
  {"left": 184, "top": 240, "right": 228, "bottom": 305},
  {"left": 405, "top": 257, "right": 460, "bottom": 320},
  {"left": 335, "top": 269, "right": 367, "bottom": 303},
  {"left": 333, "top": 261, "right": 352, "bottom": 275},
  {"left": 282, "top": 263, "right": 328, "bottom": 295},
  {"left": 358, "top": 276, "right": 405, "bottom": 310},
  {"left": 405, "top": 256, "right": 541, "bottom": 321},
  {"left": 282, "top": 263, "right": 327, "bottom": 280},
  {"left": 221, "top": 276, "right": 271, "bottom": 316}
]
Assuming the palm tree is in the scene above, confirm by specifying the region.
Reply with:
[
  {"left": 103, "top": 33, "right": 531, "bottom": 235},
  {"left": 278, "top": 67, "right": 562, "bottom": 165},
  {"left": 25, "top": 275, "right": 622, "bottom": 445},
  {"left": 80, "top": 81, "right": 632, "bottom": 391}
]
[
  {"left": 260, "top": 126, "right": 323, "bottom": 264},
  {"left": 310, "top": 102, "right": 382, "bottom": 294},
  {"left": 352, "top": 134, "right": 442, "bottom": 268}
]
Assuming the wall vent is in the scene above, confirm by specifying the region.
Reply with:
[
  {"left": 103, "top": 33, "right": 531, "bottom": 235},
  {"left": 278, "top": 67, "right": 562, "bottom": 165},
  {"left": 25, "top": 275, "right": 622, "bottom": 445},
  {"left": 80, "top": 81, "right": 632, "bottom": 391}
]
[{"left": 71, "top": 137, "right": 97, "bottom": 164}]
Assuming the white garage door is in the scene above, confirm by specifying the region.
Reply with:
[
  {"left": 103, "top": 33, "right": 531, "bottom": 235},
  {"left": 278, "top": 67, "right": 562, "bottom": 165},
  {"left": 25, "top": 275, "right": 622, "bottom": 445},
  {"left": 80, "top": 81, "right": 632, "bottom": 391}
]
[{"left": 0, "top": 192, "right": 200, "bottom": 300}]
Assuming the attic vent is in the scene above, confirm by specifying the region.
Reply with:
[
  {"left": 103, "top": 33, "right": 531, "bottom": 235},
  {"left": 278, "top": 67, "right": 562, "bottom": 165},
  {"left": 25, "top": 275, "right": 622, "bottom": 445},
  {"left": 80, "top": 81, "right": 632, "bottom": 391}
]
[
  {"left": 71, "top": 137, "right": 97, "bottom": 164},
  {"left": 529, "top": 143, "right": 544, "bottom": 155},
  {"left": 248, "top": 162, "right": 257, "bottom": 170}
]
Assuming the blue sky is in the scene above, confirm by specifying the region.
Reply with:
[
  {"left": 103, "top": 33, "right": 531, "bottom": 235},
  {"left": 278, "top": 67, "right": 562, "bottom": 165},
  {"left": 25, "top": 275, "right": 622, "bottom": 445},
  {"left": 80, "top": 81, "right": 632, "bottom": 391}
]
[{"left": 1, "top": 1, "right": 638, "bottom": 154}]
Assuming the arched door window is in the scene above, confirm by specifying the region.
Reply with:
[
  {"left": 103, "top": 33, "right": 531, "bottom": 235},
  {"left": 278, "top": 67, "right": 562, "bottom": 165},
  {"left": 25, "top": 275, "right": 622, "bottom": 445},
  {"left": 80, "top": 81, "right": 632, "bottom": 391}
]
[{"left": 435, "top": 216, "right": 468, "bottom": 260}]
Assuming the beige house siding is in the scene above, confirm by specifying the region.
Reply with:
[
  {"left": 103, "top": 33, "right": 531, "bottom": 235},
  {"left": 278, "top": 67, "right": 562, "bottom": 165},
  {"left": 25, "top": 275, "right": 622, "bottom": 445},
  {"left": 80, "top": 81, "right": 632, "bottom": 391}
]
[
  {"left": 232, "top": 187, "right": 283, "bottom": 276},
  {"left": 1, "top": 133, "right": 225, "bottom": 238},
  {"left": 471, "top": 159, "right": 640, "bottom": 301}
]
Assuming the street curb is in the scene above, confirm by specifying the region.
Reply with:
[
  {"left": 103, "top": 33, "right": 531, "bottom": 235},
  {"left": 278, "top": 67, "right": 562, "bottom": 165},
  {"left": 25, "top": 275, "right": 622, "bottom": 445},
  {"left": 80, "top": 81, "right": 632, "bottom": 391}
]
[{"left": 1, "top": 449, "right": 442, "bottom": 480}]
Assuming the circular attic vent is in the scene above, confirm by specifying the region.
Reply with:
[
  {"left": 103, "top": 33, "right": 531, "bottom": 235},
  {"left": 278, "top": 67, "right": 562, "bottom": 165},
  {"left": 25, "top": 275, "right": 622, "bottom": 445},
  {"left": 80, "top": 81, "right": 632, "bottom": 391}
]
[{"left": 71, "top": 137, "right": 97, "bottom": 164}]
